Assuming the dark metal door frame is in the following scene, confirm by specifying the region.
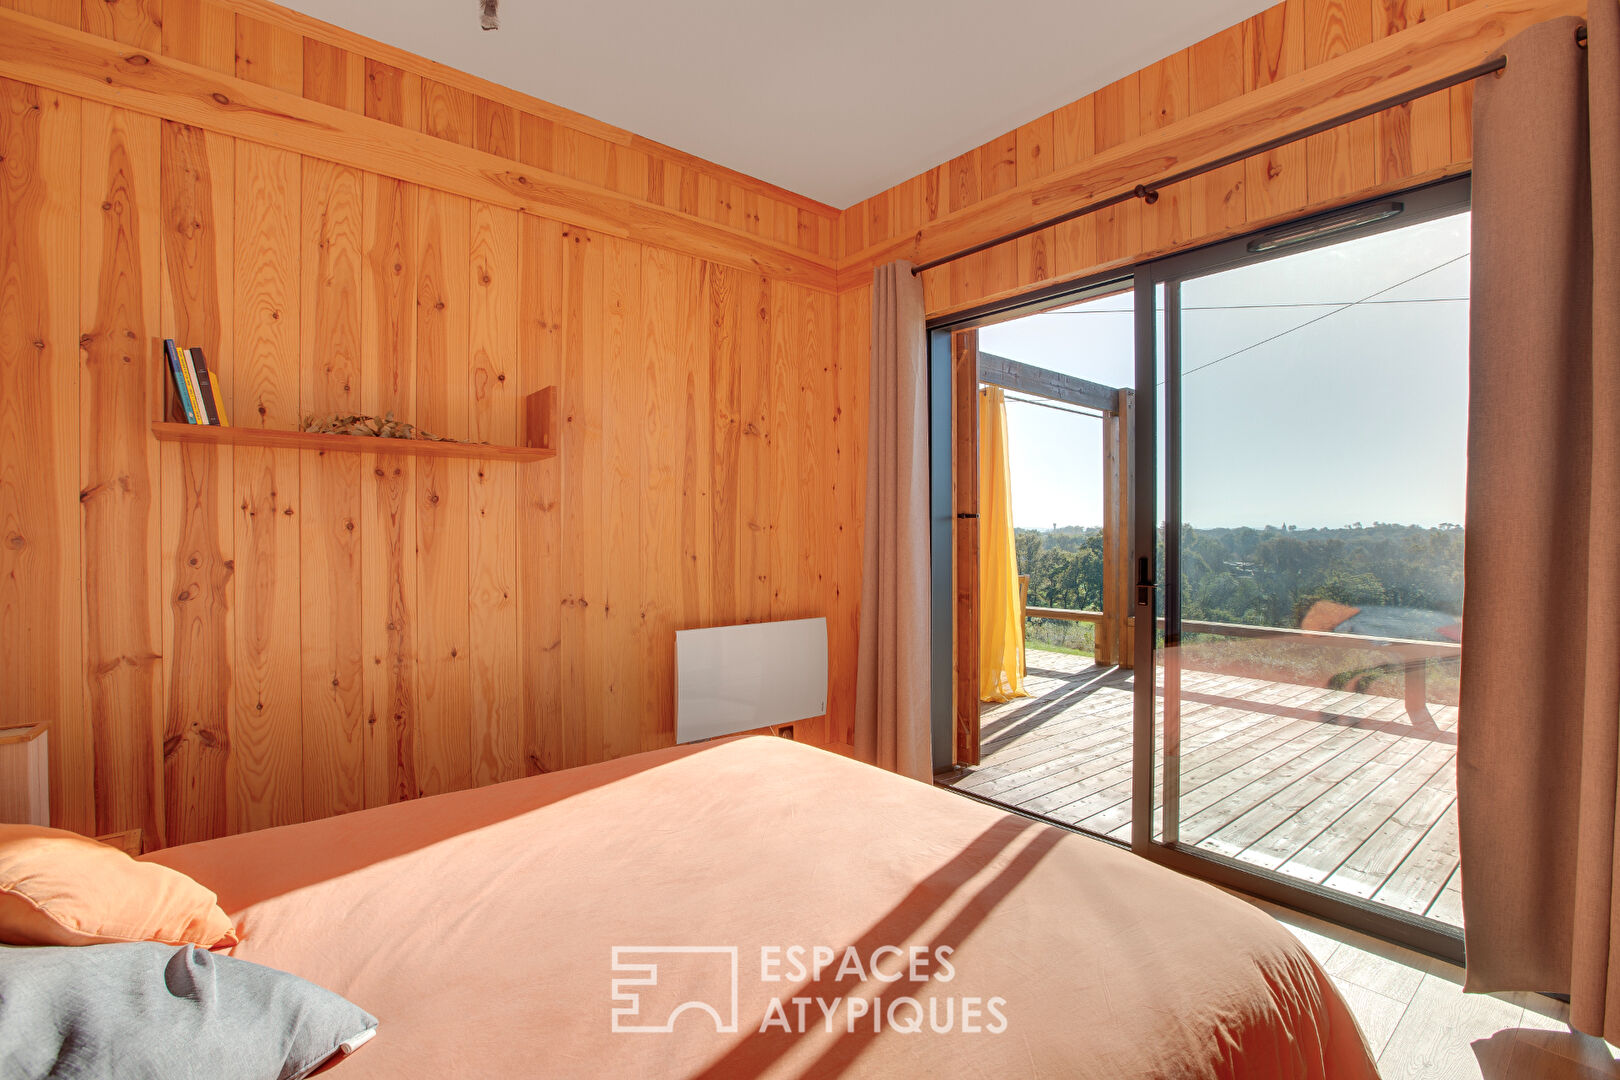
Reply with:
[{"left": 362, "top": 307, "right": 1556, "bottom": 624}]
[
  {"left": 926, "top": 177, "right": 1472, "bottom": 963},
  {"left": 1129, "top": 177, "right": 1473, "bottom": 963}
]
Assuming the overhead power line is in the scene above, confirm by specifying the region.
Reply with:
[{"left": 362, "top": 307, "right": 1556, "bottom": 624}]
[{"left": 1175, "top": 252, "right": 1471, "bottom": 382}]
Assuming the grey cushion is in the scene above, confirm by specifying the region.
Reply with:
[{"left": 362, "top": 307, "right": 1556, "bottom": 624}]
[{"left": 0, "top": 942, "right": 377, "bottom": 1080}]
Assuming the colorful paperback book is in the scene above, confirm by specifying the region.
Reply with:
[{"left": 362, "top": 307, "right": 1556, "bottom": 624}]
[
  {"left": 162, "top": 339, "right": 198, "bottom": 424},
  {"left": 179, "top": 348, "right": 207, "bottom": 424},
  {"left": 200, "top": 349, "right": 230, "bottom": 426},
  {"left": 185, "top": 347, "right": 221, "bottom": 425}
]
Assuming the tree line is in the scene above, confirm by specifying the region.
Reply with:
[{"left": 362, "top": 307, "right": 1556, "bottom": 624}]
[{"left": 1016, "top": 522, "right": 1464, "bottom": 629}]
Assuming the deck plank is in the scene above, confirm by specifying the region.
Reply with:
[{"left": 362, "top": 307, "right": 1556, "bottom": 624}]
[
  {"left": 1274, "top": 745, "right": 1454, "bottom": 886},
  {"left": 1236, "top": 735, "right": 1444, "bottom": 873},
  {"left": 1023, "top": 677, "right": 1333, "bottom": 823},
  {"left": 940, "top": 648, "right": 1461, "bottom": 930}
]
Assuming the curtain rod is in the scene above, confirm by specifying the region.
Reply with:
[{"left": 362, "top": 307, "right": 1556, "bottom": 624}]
[{"left": 910, "top": 25, "right": 1589, "bottom": 277}]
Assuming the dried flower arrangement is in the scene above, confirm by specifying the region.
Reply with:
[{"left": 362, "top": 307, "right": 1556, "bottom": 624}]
[{"left": 301, "top": 412, "right": 468, "bottom": 443}]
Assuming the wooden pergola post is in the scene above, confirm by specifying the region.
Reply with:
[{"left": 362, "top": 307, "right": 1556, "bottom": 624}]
[
  {"left": 953, "top": 331, "right": 981, "bottom": 767},
  {"left": 1099, "top": 388, "right": 1134, "bottom": 669}
]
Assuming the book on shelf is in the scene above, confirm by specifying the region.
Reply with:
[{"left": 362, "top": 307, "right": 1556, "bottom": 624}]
[
  {"left": 183, "top": 347, "right": 223, "bottom": 426},
  {"left": 160, "top": 342, "right": 231, "bottom": 426},
  {"left": 179, "top": 348, "right": 212, "bottom": 425},
  {"left": 195, "top": 347, "right": 230, "bottom": 426},
  {"left": 162, "top": 339, "right": 198, "bottom": 424}
]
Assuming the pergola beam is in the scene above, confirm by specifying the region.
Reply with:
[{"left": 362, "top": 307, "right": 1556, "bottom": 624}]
[{"left": 977, "top": 352, "right": 1120, "bottom": 414}]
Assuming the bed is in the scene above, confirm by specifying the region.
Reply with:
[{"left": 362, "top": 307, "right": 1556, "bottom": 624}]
[{"left": 144, "top": 736, "right": 1378, "bottom": 1079}]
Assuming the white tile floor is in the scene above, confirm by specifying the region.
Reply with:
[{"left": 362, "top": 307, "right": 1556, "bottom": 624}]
[{"left": 1230, "top": 890, "right": 1620, "bottom": 1079}]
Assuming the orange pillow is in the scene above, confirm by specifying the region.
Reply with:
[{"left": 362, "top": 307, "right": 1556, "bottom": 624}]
[{"left": 0, "top": 825, "right": 237, "bottom": 948}]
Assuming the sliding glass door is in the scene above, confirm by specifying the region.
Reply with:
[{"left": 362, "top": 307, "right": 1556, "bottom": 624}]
[{"left": 1133, "top": 179, "right": 1472, "bottom": 947}]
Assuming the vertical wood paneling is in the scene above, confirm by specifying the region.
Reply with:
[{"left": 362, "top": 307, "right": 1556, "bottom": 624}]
[
  {"left": 80, "top": 102, "right": 163, "bottom": 842},
  {"left": 298, "top": 157, "right": 363, "bottom": 820},
  {"left": 359, "top": 171, "right": 416, "bottom": 808},
  {"left": 157, "top": 119, "right": 233, "bottom": 845},
  {"left": 675, "top": 259, "right": 713, "bottom": 646},
  {"left": 413, "top": 185, "right": 471, "bottom": 794},
  {"left": 945, "top": 147, "right": 982, "bottom": 306},
  {"left": 517, "top": 214, "right": 564, "bottom": 774},
  {"left": 302, "top": 38, "right": 364, "bottom": 113},
  {"left": 0, "top": 79, "right": 88, "bottom": 832},
  {"left": 830, "top": 284, "right": 869, "bottom": 745},
  {"left": 557, "top": 128, "right": 610, "bottom": 189},
  {"left": 1014, "top": 113, "right": 1055, "bottom": 286},
  {"left": 767, "top": 281, "right": 800, "bottom": 628},
  {"left": 233, "top": 13, "right": 302, "bottom": 94},
  {"left": 1139, "top": 51, "right": 1193, "bottom": 253},
  {"left": 1305, "top": 0, "right": 1376, "bottom": 204},
  {"left": 608, "top": 144, "right": 649, "bottom": 202},
  {"left": 421, "top": 78, "right": 475, "bottom": 147},
  {"left": 1188, "top": 25, "right": 1248, "bottom": 239},
  {"left": 799, "top": 288, "right": 834, "bottom": 744},
  {"left": 468, "top": 199, "right": 520, "bottom": 786},
  {"left": 1092, "top": 75, "right": 1143, "bottom": 264},
  {"left": 1051, "top": 97, "right": 1098, "bottom": 283},
  {"left": 231, "top": 139, "right": 301, "bottom": 832},
  {"left": 735, "top": 269, "right": 772, "bottom": 621},
  {"left": 706, "top": 262, "right": 742, "bottom": 630},
  {"left": 8, "top": 0, "right": 857, "bottom": 832},
  {"left": 474, "top": 96, "right": 516, "bottom": 159},
  {"left": 161, "top": 0, "right": 234, "bottom": 74},
  {"left": 637, "top": 245, "right": 699, "bottom": 751},
  {"left": 299, "top": 160, "right": 363, "bottom": 417},
  {"left": 559, "top": 225, "right": 602, "bottom": 768},
  {"left": 80, "top": 0, "right": 158, "bottom": 48},
  {"left": 1447, "top": 0, "right": 1476, "bottom": 162},
  {"left": 600, "top": 235, "right": 642, "bottom": 762},
  {"left": 1373, "top": 0, "right": 1452, "bottom": 183},
  {"left": 517, "top": 112, "right": 554, "bottom": 172},
  {"left": 1244, "top": 1, "right": 1309, "bottom": 220},
  {"left": 887, "top": 175, "right": 922, "bottom": 250},
  {"left": 363, "top": 59, "right": 421, "bottom": 130}
]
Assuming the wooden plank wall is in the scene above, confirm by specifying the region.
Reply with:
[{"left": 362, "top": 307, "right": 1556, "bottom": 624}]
[{"left": 0, "top": 0, "right": 857, "bottom": 846}]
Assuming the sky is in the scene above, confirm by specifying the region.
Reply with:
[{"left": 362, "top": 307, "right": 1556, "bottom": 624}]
[{"left": 977, "top": 210, "right": 1471, "bottom": 531}]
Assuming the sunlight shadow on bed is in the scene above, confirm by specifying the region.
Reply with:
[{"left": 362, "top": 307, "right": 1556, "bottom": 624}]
[{"left": 688, "top": 815, "right": 1066, "bottom": 1079}]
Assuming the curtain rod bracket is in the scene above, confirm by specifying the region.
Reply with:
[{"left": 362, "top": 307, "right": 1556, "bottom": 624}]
[{"left": 1133, "top": 184, "right": 1160, "bottom": 205}]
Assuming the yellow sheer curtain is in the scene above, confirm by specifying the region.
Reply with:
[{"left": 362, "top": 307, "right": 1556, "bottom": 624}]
[{"left": 978, "top": 386, "right": 1028, "bottom": 703}]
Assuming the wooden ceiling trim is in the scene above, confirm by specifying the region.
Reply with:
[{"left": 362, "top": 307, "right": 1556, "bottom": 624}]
[{"left": 0, "top": 7, "right": 836, "bottom": 290}]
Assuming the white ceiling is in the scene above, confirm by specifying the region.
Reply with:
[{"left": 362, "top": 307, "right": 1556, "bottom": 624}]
[{"left": 283, "top": 0, "right": 1273, "bottom": 209}]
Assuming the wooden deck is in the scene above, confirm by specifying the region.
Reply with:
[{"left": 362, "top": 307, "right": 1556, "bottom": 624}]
[{"left": 938, "top": 648, "right": 1462, "bottom": 929}]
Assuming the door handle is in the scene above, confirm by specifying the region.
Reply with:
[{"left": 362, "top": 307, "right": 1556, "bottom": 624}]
[{"left": 1135, "top": 556, "right": 1155, "bottom": 608}]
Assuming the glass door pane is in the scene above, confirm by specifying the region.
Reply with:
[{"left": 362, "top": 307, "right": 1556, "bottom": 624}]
[{"left": 1154, "top": 202, "right": 1470, "bottom": 929}]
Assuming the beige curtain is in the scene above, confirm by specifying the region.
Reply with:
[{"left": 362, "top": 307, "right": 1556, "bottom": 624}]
[
  {"left": 854, "top": 261, "right": 933, "bottom": 782},
  {"left": 1460, "top": 3, "right": 1619, "bottom": 1038}
]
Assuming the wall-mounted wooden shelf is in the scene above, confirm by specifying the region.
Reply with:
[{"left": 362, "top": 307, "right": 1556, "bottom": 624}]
[
  {"left": 149, "top": 340, "right": 558, "bottom": 462},
  {"left": 151, "top": 418, "right": 556, "bottom": 461}
]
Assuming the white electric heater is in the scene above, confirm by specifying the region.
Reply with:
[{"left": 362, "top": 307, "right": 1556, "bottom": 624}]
[{"left": 675, "top": 617, "right": 828, "bottom": 743}]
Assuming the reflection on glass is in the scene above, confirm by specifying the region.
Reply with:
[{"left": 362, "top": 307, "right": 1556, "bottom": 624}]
[{"left": 1161, "top": 211, "right": 1469, "bottom": 929}]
